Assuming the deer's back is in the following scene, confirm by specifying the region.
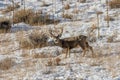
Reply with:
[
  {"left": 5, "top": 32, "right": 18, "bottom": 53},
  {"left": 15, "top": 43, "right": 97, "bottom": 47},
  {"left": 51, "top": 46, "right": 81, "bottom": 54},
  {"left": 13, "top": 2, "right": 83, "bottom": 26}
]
[{"left": 61, "top": 40, "right": 78, "bottom": 49}]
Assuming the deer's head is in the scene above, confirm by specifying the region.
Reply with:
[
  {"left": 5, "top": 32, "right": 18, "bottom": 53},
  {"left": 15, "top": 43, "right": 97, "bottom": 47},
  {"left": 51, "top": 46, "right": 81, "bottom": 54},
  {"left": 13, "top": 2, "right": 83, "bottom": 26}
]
[
  {"left": 77, "top": 35, "right": 87, "bottom": 41},
  {"left": 49, "top": 27, "right": 63, "bottom": 45}
]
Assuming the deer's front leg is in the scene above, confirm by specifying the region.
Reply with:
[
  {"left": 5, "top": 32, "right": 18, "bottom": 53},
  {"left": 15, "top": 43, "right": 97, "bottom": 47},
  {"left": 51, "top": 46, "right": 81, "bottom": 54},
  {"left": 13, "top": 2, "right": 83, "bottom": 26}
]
[
  {"left": 82, "top": 49, "right": 86, "bottom": 57},
  {"left": 65, "top": 47, "right": 70, "bottom": 58},
  {"left": 65, "top": 48, "right": 68, "bottom": 58},
  {"left": 68, "top": 47, "right": 70, "bottom": 57}
]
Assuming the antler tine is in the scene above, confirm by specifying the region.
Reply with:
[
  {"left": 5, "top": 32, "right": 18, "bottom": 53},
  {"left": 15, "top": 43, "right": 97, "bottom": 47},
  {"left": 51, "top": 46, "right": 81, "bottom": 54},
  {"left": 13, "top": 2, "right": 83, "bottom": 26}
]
[
  {"left": 49, "top": 27, "right": 56, "bottom": 37},
  {"left": 57, "top": 27, "right": 63, "bottom": 38}
]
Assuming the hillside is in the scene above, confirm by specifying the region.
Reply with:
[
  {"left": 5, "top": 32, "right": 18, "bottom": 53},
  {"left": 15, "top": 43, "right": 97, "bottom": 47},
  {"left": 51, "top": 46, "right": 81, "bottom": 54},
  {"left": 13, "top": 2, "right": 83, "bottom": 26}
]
[{"left": 0, "top": 0, "right": 120, "bottom": 80}]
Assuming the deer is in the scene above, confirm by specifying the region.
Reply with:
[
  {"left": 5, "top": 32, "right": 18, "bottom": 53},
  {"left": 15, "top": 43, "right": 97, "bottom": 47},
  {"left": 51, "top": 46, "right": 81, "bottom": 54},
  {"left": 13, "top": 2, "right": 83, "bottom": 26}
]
[{"left": 49, "top": 27, "right": 94, "bottom": 58}]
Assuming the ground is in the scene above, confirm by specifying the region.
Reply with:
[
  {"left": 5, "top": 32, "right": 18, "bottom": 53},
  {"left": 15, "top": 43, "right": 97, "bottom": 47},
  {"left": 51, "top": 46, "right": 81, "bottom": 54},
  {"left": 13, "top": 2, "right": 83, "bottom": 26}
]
[{"left": 0, "top": 0, "right": 120, "bottom": 80}]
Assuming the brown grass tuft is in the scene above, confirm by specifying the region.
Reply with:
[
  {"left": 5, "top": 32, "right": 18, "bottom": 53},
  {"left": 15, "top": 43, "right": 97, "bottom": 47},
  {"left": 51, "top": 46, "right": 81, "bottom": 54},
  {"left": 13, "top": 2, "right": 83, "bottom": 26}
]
[
  {"left": 0, "top": 58, "right": 15, "bottom": 70},
  {"left": 13, "top": 9, "right": 60, "bottom": 25},
  {"left": 104, "top": 16, "right": 115, "bottom": 21},
  {"left": 107, "top": 35, "right": 115, "bottom": 42},
  {"left": 109, "top": 0, "right": 120, "bottom": 9},
  {"left": 78, "top": 0, "right": 86, "bottom": 3},
  {"left": 72, "top": 9, "right": 79, "bottom": 14},
  {"left": 55, "top": 57, "right": 61, "bottom": 65},
  {"left": 47, "top": 59, "right": 53, "bottom": 66},
  {"left": 64, "top": 4, "right": 70, "bottom": 10},
  {"left": 19, "top": 30, "right": 49, "bottom": 49},
  {"left": 62, "top": 14, "right": 73, "bottom": 19},
  {"left": 2, "top": 3, "right": 20, "bottom": 14},
  {"left": 21, "top": 53, "right": 29, "bottom": 57},
  {"left": 13, "top": 9, "right": 34, "bottom": 24},
  {"left": 32, "top": 53, "right": 47, "bottom": 58}
]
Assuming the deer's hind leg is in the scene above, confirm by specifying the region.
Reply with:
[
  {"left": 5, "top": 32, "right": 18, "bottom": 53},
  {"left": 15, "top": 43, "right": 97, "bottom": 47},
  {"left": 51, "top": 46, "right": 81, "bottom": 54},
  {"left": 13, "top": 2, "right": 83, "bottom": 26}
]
[
  {"left": 82, "top": 48, "right": 87, "bottom": 57},
  {"left": 89, "top": 46, "right": 94, "bottom": 58}
]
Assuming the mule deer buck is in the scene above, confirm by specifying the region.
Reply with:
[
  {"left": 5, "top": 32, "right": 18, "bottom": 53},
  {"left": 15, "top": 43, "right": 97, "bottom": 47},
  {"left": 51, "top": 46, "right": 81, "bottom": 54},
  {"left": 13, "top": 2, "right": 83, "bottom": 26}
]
[{"left": 49, "top": 28, "right": 94, "bottom": 58}]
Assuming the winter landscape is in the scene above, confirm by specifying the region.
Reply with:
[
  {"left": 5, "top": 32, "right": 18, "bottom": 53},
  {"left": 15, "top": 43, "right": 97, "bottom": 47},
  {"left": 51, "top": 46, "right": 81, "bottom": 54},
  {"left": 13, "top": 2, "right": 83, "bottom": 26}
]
[{"left": 0, "top": 0, "right": 120, "bottom": 80}]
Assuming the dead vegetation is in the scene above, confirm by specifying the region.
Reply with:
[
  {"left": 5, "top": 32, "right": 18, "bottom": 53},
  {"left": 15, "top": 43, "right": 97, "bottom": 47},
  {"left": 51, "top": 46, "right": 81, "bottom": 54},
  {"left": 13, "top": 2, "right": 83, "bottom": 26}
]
[
  {"left": 19, "top": 30, "right": 50, "bottom": 49},
  {"left": 32, "top": 53, "right": 47, "bottom": 58},
  {"left": 46, "top": 57, "right": 61, "bottom": 66},
  {"left": 109, "top": 0, "right": 120, "bottom": 9},
  {"left": 72, "top": 9, "right": 79, "bottom": 14},
  {"left": 64, "top": 4, "right": 70, "bottom": 10},
  {"left": 104, "top": 16, "right": 115, "bottom": 21},
  {"left": 0, "top": 58, "right": 15, "bottom": 70},
  {"left": 62, "top": 14, "right": 73, "bottom": 19},
  {"left": 13, "top": 9, "right": 60, "bottom": 25},
  {"left": 77, "top": 0, "right": 86, "bottom": 3},
  {"left": 2, "top": 3, "right": 20, "bottom": 14}
]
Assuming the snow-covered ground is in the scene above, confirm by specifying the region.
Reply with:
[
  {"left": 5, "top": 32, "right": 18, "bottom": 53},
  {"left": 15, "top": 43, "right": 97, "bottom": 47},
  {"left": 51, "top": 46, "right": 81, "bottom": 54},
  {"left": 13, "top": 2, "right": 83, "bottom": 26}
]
[{"left": 0, "top": 0, "right": 120, "bottom": 80}]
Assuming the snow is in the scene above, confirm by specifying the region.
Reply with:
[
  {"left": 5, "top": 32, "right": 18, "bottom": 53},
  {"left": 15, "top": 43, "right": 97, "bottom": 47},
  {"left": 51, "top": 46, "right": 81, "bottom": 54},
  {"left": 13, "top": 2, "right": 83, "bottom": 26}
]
[{"left": 0, "top": 0, "right": 120, "bottom": 80}]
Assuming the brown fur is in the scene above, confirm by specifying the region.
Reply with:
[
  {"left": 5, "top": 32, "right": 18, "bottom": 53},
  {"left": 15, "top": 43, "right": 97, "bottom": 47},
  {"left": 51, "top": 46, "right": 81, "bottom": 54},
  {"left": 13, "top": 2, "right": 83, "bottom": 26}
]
[{"left": 49, "top": 28, "right": 94, "bottom": 58}]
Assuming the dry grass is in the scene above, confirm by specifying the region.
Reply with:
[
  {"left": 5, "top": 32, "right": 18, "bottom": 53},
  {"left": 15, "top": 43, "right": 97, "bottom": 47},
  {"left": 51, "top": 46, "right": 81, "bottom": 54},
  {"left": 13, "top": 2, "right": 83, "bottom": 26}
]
[
  {"left": 13, "top": 9, "right": 34, "bottom": 24},
  {"left": 77, "top": 0, "right": 86, "bottom": 3},
  {"left": 55, "top": 57, "right": 61, "bottom": 65},
  {"left": 47, "top": 59, "right": 53, "bottom": 66},
  {"left": 72, "top": 9, "right": 79, "bottom": 14},
  {"left": 13, "top": 9, "right": 59, "bottom": 25},
  {"left": 0, "top": 58, "right": 15, "bottom": 70},
  {"left": 104, "top": 16, "right": 115, "bottom": 21},
  {"left": 32, "top": 53, "right": 47, "bottom": 58},
  {"left": 62, "top": 14, "right": 73, "bottom": 19},
  {"left": 2, "top": 3, "right": 20, "bottom": 14},
  {"left": 107, "top": 35, "right": 116, "bottom": 42},
  {"left": 19, "top": 30, "right": 49, "bottom": 49},
  {"left": 21, "top": 53, "right": 29, "bottom": 57},
  {"left": 0, "top": 17, "right": 10, "bottom": 22},
  {"left": 46, "top": 57, "right": 61, "bottom": 66},
  {"left": 109, "top": 0, "right": 120, "bottom": 9},
  {"left": 87, "top": 24, "right": 97, "bottom": 42},
  {"left": 64, "top": 4, "right": 70, "bottom": 10}
]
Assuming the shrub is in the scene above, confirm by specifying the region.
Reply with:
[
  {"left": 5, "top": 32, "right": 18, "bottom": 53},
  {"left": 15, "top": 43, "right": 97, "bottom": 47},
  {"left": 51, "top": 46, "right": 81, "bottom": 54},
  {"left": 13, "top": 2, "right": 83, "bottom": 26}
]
[
  {"left": 107, "top": 35, "right": 116, "bottom": 42},
  {"left": 72, "top": 9, "right": 79, "bottom": 14},
  {"left": 104, "top": 16, "right": 115, "bottom": 21},
  {"left": 78, "top": 0, "right": 86, "bottom": 3},
  {"left": 13, "top": 9, "right": 34, "bottom": 24},
  {"left": 62, "top": 14, "right": 73, "bottom": 19},
  {"left": 19, "top": 30, "right": 49, "bottom": 49},
  {"left": 0, "top": 58, "right": 15, "bottom": 70},
  {"left": 109, "top": 0, "right": 120, "bottom": 9},
  {"left": 47, "top": 59, "right": 53, "bottom": 66},
  {"left": 2, "top": 3, "right": 20, "bottom": 13},
  {"left": 64, "top": 4, "right": 70, "bottom": 10},
  {"left": 32, "top": 53, "right": 47, "bottom": 58},
  {"left": 55, "top": 57, "right": 61, "bottom": 65},
  {"left": 13, "top": 9, "right": 60, "bottom": 25}
]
